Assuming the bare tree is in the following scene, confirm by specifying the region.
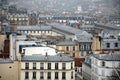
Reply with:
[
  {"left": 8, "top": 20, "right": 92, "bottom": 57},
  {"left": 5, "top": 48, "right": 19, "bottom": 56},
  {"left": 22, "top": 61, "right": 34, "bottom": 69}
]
[{"left": 107, "top": 63, "right": 120, "bottom": 80}]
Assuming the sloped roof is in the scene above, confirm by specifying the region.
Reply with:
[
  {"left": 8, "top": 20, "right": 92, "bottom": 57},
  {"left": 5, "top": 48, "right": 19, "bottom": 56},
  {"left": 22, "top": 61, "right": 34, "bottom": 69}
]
[
  {"left": 21, "top": 53, "right": 73, "bottom": 62},
  {"left": 56, "top": 40, "right": 76, "bottom": 46},
  {"left": 93, "top": 52, "right": 120, "bottom": 61},
  {"left": 48, "top": 23, "right": 84, "bottom": 35},
  {"left": 0, "top": 58, "right": 13, "bottom": 63},
  {"left": 16, "top": 26, "right": 52, "bottom": 31},
  {"left": 75, "top": 31, "right": 93, "bottom": 42}
]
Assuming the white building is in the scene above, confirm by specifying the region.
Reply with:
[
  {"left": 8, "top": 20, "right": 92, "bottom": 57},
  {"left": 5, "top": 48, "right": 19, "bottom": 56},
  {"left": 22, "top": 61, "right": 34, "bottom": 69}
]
[
  {"left": 20, "top": 53, "right": 75, "bottom": 80},
  {"left": 9, "top": 33, "right": 75, "bottom": 80},
  {"left": 82, "top": 56, "right": 91, "bottom": 80},
  {"left": 91, "top": 52, "right": 120, "bottom": 80}
]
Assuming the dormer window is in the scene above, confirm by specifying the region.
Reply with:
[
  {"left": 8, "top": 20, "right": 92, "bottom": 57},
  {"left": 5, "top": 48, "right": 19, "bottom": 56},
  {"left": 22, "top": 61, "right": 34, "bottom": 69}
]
[
  {"left": 106, "top": 43, "right": 110, "bottom": 48},
  {"left": 114, "top": 43, "right": 118, "bottom": 47},
  {"left": 102, "top": 61, "right": 105, "bottom": 66}
]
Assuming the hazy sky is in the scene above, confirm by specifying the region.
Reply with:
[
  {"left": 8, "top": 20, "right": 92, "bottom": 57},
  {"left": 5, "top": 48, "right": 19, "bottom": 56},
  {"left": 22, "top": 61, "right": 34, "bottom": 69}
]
[{"left": 9, "top": 0, "right": 120, "bottom": 14}]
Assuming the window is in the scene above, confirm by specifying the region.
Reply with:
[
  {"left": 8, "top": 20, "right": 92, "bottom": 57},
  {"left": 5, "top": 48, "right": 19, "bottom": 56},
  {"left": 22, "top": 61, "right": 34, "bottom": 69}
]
[
  {"left": 55, "top": 72, "right": 58, "bottom": 79},
  {"left": 71, "top": 63, "right": 73, "bottom": 69},
  {"left": 106, "top": 43, "right": 110, "bottom": 48},
  {"left": 71, "top": 72, "right": 73, "bottom": 79},
  {"left": 48, "top": 31, "right": 50, "bottom": 33},
  {"left": 62, "top": 63, "right": 66, "bottom": 70},
  {"left": 81, "top": 51, "right": 84, "bottom": 56},
  {"left": 55, "top": 63, "right": 58, "bottom": 69},
  {"left": 48, "top": 63, "right": 51, "bottom": 70},
  {"left": 66, "top": 46, "right": 69, "bottom": 51},
  {"left": 102, "top": 61, "right": 105, "bottom": 66},
  {"left": 79, "top": 45, "right": 81, "bottom": 50},
  {"left": 33, "top": 72, "right": 36, "bottom": 79},
  {"left": 33, "top": 63, "right": 36, "bottom": 69},
  {"left": 48, "top": 72, "right": 51, "bottom": 79},
  {"left": 62, "top": 72, "right": 66, "bottom": 79},
  {"left": 40, "top": 72, "right": 44, "bottom": 79},
  {"left": 73, "top": 46, "right": 75, "bottom": 51},
  {"left": 40, "top": 63, "right": 44, "bottom": 70},
  {"left": 25, "top": 72, "right": 29, "bottom": 79},
  {"left": 115, "top": 43, "right": 118, "bottom": 47},
  {"left": 84, "top": 45, "right": 86, "bottom": 50},
  {"left": 90, "top": 45, "right": 92, "bottom": 50},
  {"left": 25, "top": 63, "right": 29, "bottom": 69},
  {"left": 81, "top": 45, "right": 84, "bottom": 50},
  {"left": 73, "top": 52, "right": 75, "bottom": 57}
]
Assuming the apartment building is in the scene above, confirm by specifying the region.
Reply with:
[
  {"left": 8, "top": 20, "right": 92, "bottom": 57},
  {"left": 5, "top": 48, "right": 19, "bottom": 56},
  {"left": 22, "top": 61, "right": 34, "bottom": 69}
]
[
  {"left": 80, "top": 25, "right": 95, "bottom": 35},
  {"left": 73, "top": 31, "right": 93, "bottom": 58},
  {"left": 91, "top": 52, "right": 120, "bottom": 80},
  {"left": 92, "top": 31, "right": 120, "bottom": 54},
  {"left": 0, "top": 59, "right": 19, "bottom": 80},
  {"left": 20, "top": 53, "right": 75, "bottom": 80},
  {"left": 82, "top": 52, "right": 120, "bottom": 80},
  {"left": 7, "top": 13, "right": 29, "bottom": 25},
  {"left": 82, "top": 56, "right": 91, "bottom": 80},
  {"left": 56, "top": 40, "right": 79, "bottom": 58},
  {"left": 8, "top": 33, "right": 75, "bottom": 80}
]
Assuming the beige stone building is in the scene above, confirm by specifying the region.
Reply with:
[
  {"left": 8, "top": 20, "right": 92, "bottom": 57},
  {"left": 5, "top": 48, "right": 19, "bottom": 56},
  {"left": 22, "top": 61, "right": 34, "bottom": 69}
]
[
  {"left": 7, "top": 13, "right": 29, "bottom": 31},
  {"left": 0, "top": 34, "right": 6, "bottom": 53},
  {"left": 0, "top": 60, "right": 19, "bottom": 80},
  {"left": 92, "top": 36, "right": 101, "bottom": 54},
  {"left": 56, "top": 40, "right": 80, "bottom": 58},
  {"left": 0, "top": 34, "right": 75, "bottom": 80}
]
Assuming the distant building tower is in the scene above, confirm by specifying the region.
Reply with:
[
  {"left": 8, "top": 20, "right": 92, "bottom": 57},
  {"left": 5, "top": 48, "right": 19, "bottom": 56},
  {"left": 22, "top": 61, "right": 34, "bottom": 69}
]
[{"left": 29, "top": 12, "right": 38, "bottom": 25}]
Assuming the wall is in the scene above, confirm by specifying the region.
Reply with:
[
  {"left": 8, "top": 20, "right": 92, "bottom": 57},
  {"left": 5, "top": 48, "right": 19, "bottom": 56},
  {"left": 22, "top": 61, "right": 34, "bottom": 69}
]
[
  {"left": 0, "top": 61, "right": 19, "bottom": 80},
  {"left": 92, "top": 36, "right": 101, "bottom": 54},
  {"left": 0, "top": 35, "right": 6, "bottom": 53},
  {"left": 21, "top": 61, "right": 75, "bottom": 80}
]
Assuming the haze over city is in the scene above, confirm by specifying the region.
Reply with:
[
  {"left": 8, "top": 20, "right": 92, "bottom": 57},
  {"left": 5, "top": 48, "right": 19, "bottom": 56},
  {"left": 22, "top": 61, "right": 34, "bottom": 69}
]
[
  {"left": 9, "top": 0, "right": 120, "bottom": 15},
  {"left": 0, "top": 0, "right": 120, "bottom": 80}
]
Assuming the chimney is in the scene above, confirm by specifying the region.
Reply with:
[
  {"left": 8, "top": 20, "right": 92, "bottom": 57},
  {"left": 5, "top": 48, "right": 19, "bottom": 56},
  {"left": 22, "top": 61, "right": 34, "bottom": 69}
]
[
  {"left": 23, "top": 49, "right": 25, "bottom": 54},
  {"left": 45, "top": 52, "right": 48, "bottom": 60},
  {"left": 60, "top": 54, "right": 62, "bottom": 61}
]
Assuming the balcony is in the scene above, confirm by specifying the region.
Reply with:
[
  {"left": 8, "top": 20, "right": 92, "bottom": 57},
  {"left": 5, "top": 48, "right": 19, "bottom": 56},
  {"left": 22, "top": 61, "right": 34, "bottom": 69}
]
[
  {"left": 25, "top": 67, "right": 29, "bottom": 69},
  {"left": 40, "top": 67, "right": 44, "bottom": 70},
  {"left": 62, "top": 67, "right": 66, "bottom": 70}
]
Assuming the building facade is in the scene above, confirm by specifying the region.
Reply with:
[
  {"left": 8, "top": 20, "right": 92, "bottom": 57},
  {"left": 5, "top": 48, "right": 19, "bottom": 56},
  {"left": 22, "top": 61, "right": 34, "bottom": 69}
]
[
  {"left": 8, "top": 33, "right": 75, "bottom": 80},
  {"left": 73, "top": 31, "right": 93, "bottom": 58},
  {"left": 92, "top": 31, "right": 120, "bottom": 54},
  {"left": 91, "top": 52, "right": 120, "bottom": 80},
  {"left": 20, "top": 54, "right": 75, "bottom": 80},
  {"left": 82, "top": 56, "right": 91, "bottom": 80},
  {"left": 56, "top": 40, "right": 79, "bottom": 58},
  {"left": 16, "top": 26, "right": 62, "bottom": 36}
]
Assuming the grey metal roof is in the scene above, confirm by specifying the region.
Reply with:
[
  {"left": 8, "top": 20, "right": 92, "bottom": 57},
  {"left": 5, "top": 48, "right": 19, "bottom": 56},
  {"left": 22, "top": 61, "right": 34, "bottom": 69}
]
[
  {"left": 81, "top": 25, "right": 94, "bottom": 28},
  {"left": 93, "top": 52, "right": 120, "bottom": 61},
  {"left": 16, "top": 26, "right": 52, "bottom": 31},
  {"left": 56, "top": 40, "right": 76, "bottom": 46},
  {"left": 48, "top": 23, "right": 84, "bottom": 35},
  {"left": 75, "top": 31, "right": 93, "bottom": 42},
  {"left": 94, "top": 23, "right": 120, "bottom": 30},
  {"left": 0, "top": 58, "right": 13, "bottom": 63},
  {"left": 21, "top": 53, "right": 73, "bottom": 62}
]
